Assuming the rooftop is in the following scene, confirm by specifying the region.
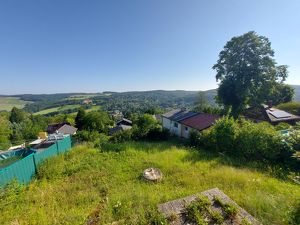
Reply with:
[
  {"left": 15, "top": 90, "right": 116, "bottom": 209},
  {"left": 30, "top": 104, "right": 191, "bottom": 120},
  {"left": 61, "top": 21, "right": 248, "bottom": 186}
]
[
  {"left": 180, "top": 113, "right": 220, "bottom": 131},
  {"left": 162, "top": 109, "right": 199, "bottom": 122}
]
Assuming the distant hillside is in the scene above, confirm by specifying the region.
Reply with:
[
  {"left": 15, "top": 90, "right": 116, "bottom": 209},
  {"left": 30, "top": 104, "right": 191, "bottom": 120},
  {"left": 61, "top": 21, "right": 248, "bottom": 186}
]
[
  {"left": 292, "top": 85, "right": 300, "bottom": 101},
  {"left": 1, "top": 85, "right": 298, "bottom": 114},
  {"left": 9, "top": 90, "right": 216, "bottom": 114},
  {"left": 0, "top": 97, "right": 31, "bottom": 111}
]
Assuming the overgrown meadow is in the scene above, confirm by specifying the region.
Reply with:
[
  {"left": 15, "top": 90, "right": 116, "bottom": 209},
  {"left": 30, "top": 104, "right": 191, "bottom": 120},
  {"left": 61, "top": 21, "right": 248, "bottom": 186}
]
[{"left": 0, "top": 141, "right": 299, "bottom": 225}]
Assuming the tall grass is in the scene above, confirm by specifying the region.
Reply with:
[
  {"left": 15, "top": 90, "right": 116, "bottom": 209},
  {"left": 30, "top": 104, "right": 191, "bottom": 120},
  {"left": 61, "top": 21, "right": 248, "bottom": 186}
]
[{"left": 0, "top": 141, "right": 299, "bottom": 224}]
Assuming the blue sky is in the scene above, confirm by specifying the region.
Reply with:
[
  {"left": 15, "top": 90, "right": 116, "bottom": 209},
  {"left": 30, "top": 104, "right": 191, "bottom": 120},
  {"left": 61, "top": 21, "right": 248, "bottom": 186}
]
[{"left": 0, "top": 0, "right": 299, "bottom": 94}]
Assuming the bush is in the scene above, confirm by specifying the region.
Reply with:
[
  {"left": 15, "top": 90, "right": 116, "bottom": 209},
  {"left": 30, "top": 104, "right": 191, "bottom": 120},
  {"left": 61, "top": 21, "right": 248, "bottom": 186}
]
[
  {"left": 275, "top": 122, "right": 291, "bottom": 131},
  {"left": 189, "top": 130, "right": 203, "bottom": 148},
  {"left": 110, "top": 129, "right": 132, "bottom": 143},
  {"left": 236, "top": 120, "right": 287, "bottom": 161},
  {"left": 146, "top": 126, "right": 170, "bottom": 141},
  {"left": 208, "top": 117, "right": 238, "bottom": 154},
  {"left": 75, "top": 131, "right": 110, "bottom": 148},
  {"left": 189, "top": 117, "right": 295, "bottom": 164},
  {"left": 75, "top": 130, "right": 102, "bottom": 143}
]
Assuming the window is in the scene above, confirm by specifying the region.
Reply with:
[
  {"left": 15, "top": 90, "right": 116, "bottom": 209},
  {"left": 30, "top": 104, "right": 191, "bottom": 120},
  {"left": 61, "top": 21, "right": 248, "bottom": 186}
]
[
  {"left": 185, "top": 126, "right": 188, "bottom": 131},
  {"left": 174, "top": 122, "right": 178, "bottom": 128}
]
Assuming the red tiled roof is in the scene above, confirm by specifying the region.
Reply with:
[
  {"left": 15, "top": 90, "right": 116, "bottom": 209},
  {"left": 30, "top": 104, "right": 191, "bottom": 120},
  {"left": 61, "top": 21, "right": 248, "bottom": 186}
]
[{"left": 180, "top": 113, "right": 220, "bottom": 131}]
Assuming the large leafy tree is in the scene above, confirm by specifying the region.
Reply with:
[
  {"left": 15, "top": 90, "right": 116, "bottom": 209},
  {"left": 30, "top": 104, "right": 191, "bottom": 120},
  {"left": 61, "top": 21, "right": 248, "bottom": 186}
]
[
  {"left": 75, "top": 107, "right": 86, "bottom": 130},
  {"left": 9, "top": 107, "right": 26, "bottom": 123},
  {"left": 82, "top": 110, "right": 112, "bottom": 133},
  {"left": 213, "top": 31, "right": 294, "bottom": 117},
  {"left": 193, "top": 91, "right": 208, "bottom": 112},
  {"left": 0, "top": 116, "right": 12, "bottom": 149}
]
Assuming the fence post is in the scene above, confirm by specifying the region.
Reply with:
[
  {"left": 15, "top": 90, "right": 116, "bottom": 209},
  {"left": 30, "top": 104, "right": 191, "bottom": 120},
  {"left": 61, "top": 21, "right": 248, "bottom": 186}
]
[
  {"left": 56, "top": 140, "right": 59, "bottom": 155},
  {"left": 33, "top": 153, "right": 38, "bottom": 174}
]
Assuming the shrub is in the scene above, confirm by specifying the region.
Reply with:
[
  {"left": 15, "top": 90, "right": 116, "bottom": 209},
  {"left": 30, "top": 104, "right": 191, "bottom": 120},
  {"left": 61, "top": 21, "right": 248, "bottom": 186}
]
[
  {"left": 131, "top": 114, "right": 169, "bottom": 141},
  {"left": 146, "top": 126, "right": 170, "bottom": 141},
  {"left": 75, "top": 130, "right": 103, "bottom": 143},
  {"left": 236, "top": 120, "right": 286, "bottom": 161},
  {"left": 208, "top": 117, "right": 238, "bottom": 154},
  {"left": 110, "top": 129, "right": 132, "bottom": 143},
  {"left": 189, "top": 130, "right": 203, "bottom": 148},
  {"left": 189, "top": 117, "right": 295, "bottom": 164},
  {"left": 275, "top": 122, "right": 291, "bottom": 131},
  {"left": 286, "top": 130, "right": 300, "bottom": 151}
]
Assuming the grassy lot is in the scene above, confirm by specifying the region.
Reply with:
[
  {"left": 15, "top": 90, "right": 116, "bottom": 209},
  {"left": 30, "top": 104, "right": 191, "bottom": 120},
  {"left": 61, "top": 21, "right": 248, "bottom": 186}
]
[
  {"left": 0, "top": 141, "right": 299, "bottom": 224},
  {"left": 34, "top": 104, "right": 81, "bottom": 115},
  {"left": 0, "top": 97, "right": 30, "bottom": 111}
]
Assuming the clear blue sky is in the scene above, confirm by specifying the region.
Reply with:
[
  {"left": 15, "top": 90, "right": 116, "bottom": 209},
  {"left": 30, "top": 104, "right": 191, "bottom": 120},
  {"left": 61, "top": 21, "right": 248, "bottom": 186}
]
[{"left": 0, "top": 0, "right": 299, "bottom": 94}]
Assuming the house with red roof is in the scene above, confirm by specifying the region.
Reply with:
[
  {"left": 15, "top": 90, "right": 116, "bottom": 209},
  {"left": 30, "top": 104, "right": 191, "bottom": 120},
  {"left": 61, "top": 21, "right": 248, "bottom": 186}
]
[{"left": 162, "top": 109, "right": 220, "bottom": 138}]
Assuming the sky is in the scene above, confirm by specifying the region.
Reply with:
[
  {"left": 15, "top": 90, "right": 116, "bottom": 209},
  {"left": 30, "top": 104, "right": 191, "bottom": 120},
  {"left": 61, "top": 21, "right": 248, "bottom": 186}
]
[{"left": 0, "top": 0, "right": 299, "bottom": 94}]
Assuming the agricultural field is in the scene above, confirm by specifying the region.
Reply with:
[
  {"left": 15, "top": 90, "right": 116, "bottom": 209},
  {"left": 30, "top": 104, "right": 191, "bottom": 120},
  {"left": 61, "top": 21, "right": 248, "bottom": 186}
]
[
  {"left": 0, "top": 97, "right": 31, "bottom": 111},
  {"left": 33, "top": 104, "right": 81, "bottom": 115},
  {"left": 0, "top": 141, "right": 299, "bottom": 225}
]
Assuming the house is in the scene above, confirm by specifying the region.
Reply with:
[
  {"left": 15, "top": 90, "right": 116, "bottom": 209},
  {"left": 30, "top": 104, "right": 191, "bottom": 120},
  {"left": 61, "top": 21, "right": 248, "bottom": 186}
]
[
  {"left": 57, "top": 124, "right": 78, "bottom": 135},
  {"left": 109, "top": 118, "right": 133, "bottom": 136},
  {"left": 116, "top": 118, "right": 132, "bottom": 126},
  {"left": 47, "top": 122, "right": 77, "bottom": 135},
  {"left": 243, "top": 105, "right": 300, "bottom": 125},
  {"left": 162, "top": 109, "right": 220, "bottom": 138},
  {"left": 109, "top": 124, "right": 132, "bottom": 136},
  {"left": 47, "top": 122, "right": 71, "bottom": 134},
  {"left": 180, "top": 113, "right": 221, "bottom": 138},
  {"left": 111, "top": 110, "right": 124, "bottom": 120},
  {"left": 82, "top": 99, "right": 93, "bottom": 105}
]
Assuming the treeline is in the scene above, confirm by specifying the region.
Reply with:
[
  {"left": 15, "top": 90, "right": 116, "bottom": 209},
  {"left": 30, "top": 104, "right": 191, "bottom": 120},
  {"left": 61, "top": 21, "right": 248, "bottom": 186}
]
[
  {"left": 74, "top": 107, "right": 170, "bottom": 147},
  {"left": 15, "top": 90, "right": 218, "bottom": 115}
]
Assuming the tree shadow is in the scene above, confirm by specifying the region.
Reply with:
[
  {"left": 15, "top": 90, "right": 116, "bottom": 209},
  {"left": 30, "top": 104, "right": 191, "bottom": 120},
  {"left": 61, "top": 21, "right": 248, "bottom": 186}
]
[{"left": 181, "top": 145, "right": 297, "bottom": 181}]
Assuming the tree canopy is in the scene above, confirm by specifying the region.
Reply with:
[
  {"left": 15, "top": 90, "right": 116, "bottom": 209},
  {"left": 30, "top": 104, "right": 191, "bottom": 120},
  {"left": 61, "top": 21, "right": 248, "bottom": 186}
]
[
  {"left": 213, "top": 31, "right": 294, "bottom": 117},
  {"left": 75, "top": 107, "right": 86, "bottom": 130}
]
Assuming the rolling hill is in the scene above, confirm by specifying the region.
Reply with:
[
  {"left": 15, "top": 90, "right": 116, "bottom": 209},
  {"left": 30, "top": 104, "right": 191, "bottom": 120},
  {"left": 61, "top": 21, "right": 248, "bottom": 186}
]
[
  {"left": 292, "top": 85, "right": 300, "bottom": 101},
  {"left": 0, "top": 85, "right": 299, "bottom": 113}
]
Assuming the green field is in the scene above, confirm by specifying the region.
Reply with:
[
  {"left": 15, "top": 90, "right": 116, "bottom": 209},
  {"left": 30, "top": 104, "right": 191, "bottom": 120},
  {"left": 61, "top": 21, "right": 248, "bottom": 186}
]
[
  {"left": 34, "top": 105, "right": 81, "bottom": 115},
  {"left": 0, "top": 141, "right": 299, "bottom": 224},
  {"left": 0, "top": 97, "right": 30, "bottom": 111},
  {"left": 65, "top": 94, "right": 98, "bottom": 100}
]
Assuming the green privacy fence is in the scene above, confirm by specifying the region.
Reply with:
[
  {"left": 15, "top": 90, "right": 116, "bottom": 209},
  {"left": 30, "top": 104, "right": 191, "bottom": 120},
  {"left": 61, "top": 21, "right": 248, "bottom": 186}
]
[
  {"left": 0, "top": 154, "right": 36, "bottom": 185},
  {"left": 0, "top": 135, "right": 72, "bottom": 186}
]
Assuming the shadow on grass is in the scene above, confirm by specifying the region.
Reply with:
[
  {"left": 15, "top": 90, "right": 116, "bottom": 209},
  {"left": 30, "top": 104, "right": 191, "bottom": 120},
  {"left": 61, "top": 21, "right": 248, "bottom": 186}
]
[
  {"left": 181, "top": 144, "right": 297, "bottom": 181},
  {"left": 100, "top": 139, "right": 297, "bottom": 181},
  {"left": 119, "top": 138, "right": 186, "bottom": 153}
]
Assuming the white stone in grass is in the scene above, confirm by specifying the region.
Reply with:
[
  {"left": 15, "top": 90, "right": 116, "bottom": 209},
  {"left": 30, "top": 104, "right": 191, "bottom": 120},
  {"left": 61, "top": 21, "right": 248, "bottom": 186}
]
[{"left": 143, "top": 168, "right": 162, "bottom": 182}]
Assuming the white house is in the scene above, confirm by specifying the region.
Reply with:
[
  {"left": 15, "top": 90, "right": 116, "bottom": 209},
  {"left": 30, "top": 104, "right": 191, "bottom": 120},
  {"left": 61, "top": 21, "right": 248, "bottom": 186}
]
[{"left": 162, "top": 109, "right": 220, "bottom": 138}]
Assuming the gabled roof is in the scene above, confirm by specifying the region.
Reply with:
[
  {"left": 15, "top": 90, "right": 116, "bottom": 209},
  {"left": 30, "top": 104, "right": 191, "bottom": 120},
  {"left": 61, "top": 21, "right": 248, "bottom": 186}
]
[
  {"left": 47, "top": 122, "right": 71, "bottom": 134},
  {"left": 116, "top": 118, "right": 132, "bottom": 126},
  {"left": 57, "top": 124, "right": 78, "bottom": 135},
  {"left": 180, "top": 113, "right": 220, "bottom": 131},
  {"left": 162, "top": 109, "right": 198, "bottom": 122}
]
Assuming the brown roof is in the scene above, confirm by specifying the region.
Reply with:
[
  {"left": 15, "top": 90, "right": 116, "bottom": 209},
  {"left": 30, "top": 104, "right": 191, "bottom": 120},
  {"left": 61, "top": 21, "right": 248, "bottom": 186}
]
[{"left": 180, "top": 113, "right": 220, "bottom": 131}]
